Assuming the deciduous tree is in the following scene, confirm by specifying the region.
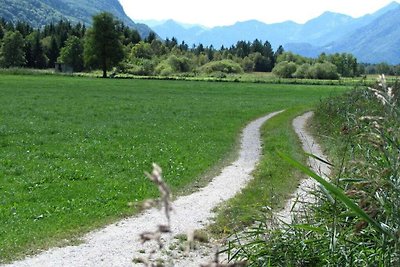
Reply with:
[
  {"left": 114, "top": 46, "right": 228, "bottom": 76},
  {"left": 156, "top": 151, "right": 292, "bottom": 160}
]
[
  {"left": 59, "top": 35, "right": 84, "bottom": 72},
  {"left": 84, "top": 12, "right": 124, "bottom": 78},
  {"left": 0, "top": 31, "right": 26, "bottom": 68}
]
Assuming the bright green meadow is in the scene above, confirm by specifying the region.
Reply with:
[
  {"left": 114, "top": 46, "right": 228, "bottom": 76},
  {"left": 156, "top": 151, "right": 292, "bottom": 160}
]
[{"left": 0, "top": 74, "right": 347, "bottom": 262}]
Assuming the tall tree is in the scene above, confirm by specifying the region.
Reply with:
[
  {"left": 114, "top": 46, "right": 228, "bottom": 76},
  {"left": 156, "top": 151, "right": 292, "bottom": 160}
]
[
  {"left": 274, "top": 45, "right": 284, "bottom": 62},
  {"left": 145, "top": 32, "right": 157, "bottom": 43},
  {"left": 84, "top": 12, "right": 124, "bottom": 78},
  {"left": 47, "top": 36, "right": 60, "bottom": 68},
  {"left": 30, "top": 31, "right": 47, "bottom": 69},
  {"left": 58, "top": 35, "right": 84, "bottom": 72},
  {"left": 263, "top": 41, "right": 275, "bottom": 70},
  {"left": 0, "top": 31, "right": 26, "bottom": 68},
  {"left": 0, "top": 24, "right": 4, "bottom": 40}
]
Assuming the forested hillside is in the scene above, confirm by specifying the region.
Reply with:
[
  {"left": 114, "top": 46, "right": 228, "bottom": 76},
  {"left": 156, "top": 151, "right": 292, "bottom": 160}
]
[{"left": 0, "top": 0, "right": 153, "bottom": 37}]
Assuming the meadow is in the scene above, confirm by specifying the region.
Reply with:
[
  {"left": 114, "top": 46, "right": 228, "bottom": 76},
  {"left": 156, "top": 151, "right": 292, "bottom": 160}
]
[{"left": 0, "top": 74, "right": 348, "bottom": 262}]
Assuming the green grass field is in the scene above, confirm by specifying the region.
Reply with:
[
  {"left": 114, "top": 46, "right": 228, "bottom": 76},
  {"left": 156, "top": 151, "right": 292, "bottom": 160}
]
[{"left": 0, "top": 74, "right": 348, "bottom": 262}]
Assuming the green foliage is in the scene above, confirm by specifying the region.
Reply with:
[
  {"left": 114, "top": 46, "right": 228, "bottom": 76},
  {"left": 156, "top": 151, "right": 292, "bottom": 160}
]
[
  {"left": 121, "top": 59, "right": 156, "bottom": 76},
  {"left": 130, "top": 41, "right": 153, "bottom": 60},
  {"left": 241, "top": 56, "right": 254, "bottom": 72},
  {"left": 272, "top": 61, "right": 297, "bottom": 78},
  {"left": 45, "top": 36, "right": 60, "bottom": 68},
  {"left": 83, "top": 12, "right": 124, "bottom": 77},
  {"left": 276, "top": 51, "right": 308, "bottom": 64},
  {"left": 308, "top": 62, "right": 339, "bottom": 80},
  {"left": 250, "top": 52, "right": 272, "bottom": 72},
  {"left": 320, "top": 52, "right": 358, "bottom": 77},
  {"left": 58, "top": 36, "right": 84, "bottom": 72},
  {"left": 293, "top": 63, "right": 311, "bottom": 78},
  {"left": 155, "top": 55, "right": 192, "bottom": 75},
  {"left": 0, "top": 31, "right": 26, "bottom": 68},
  {"left": 25, "top": 31, "right": 48, "bottom": 69},
  {"left": 0, "top": 24, "right": 4, "bottom": 40},
  {"left": 200, "top": 59, "right": 243, "bottom": 74}
]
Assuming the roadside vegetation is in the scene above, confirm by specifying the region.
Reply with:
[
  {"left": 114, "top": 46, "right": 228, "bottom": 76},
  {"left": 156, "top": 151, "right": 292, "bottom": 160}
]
[{"left": 225, "top": 76, "right": 400, "bottom": 266}]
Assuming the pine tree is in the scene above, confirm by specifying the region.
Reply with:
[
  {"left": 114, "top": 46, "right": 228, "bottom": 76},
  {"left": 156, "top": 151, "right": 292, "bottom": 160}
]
[
  {"left": 30, "top": 31, "right": 47, "bottom": 69},
  {"left": 47, "top": 36, "right": 59, "bottom": 68},
  {"left": 0, "top": 24, "right": 4, "bottom": 40}
]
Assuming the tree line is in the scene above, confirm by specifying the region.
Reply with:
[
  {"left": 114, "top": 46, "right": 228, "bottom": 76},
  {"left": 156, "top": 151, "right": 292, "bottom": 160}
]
[{"left": 1, "top": 12, "right": 397, "bottom": 79}]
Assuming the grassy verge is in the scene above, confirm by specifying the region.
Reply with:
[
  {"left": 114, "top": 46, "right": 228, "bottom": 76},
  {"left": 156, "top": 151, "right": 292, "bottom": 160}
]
[
  {"left": 210, "top": 107, "right": 311, "bottom": 235},
  {"left": 2, "top": 67, "right": 393, "bottom": 87},
  {"left": 224, "top": 77, "right": 399, "bottom": 266},
  {"left": 0, "top": 74, "right": 347, "bottom": 262}
]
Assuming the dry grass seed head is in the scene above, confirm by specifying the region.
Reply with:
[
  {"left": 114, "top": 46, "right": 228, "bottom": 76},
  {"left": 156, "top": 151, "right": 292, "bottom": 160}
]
[{"left": 145, "top": 163, "right": 173, "bottom": 225}]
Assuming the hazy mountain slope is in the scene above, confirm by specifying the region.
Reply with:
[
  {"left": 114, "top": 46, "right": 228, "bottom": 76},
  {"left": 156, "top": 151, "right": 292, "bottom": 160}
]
[
  {"left": 0, "top": 0, "right": 153, "bottom": 37},
  {"left": 152, "top": 20, "right": 206, "bottom": 45},
  {"left": 286, "top": 5, "right": 400, "bottom": 64},
  {"left": 153, "top": 19, "right": 301, "bottom": 48},
  {"left": 150, "top": 1, "right": 400, "bottom": 63},
  {"left": 330, "top": 6, "right": 400, "bottom": 64},
  {"left": 151, "top": 2, "right": 399, "bottom": 48}
]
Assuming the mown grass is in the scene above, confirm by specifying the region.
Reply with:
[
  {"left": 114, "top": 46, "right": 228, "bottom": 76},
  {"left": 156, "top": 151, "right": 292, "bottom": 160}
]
[
  {"left": 210, "top": 107, "right": 310, "bottom": 235},
  {"left": 0, "top": 74, "right": 347, "bottom": 262}
]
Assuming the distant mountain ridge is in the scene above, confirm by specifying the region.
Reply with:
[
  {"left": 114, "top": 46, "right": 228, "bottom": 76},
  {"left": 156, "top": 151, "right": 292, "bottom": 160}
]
[
  {"left": 151, "top": 1, "right": 400, "bottom": 63},
  {"left": 0, "top": 0, "right": 153, "bottom": 37}
]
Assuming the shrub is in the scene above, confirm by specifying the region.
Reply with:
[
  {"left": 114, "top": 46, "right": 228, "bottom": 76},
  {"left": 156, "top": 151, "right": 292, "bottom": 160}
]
[
  {"left": 123, "top": 59, "right": 156, "bottom": 76},
  {"left": 272, "top": 61, "right": 297, "bottom": 78},
  {"left": 308, "top": 62, "right": 339, "bottom": 80},
  {"left": 293, "top": 63, "right": 311, "bottom": 78},
  {"left": 155, "top": 55, "right": 192, "bottom": 76},
  {"left": 199, "top": 60, "right": 243, "bottom": 74}
]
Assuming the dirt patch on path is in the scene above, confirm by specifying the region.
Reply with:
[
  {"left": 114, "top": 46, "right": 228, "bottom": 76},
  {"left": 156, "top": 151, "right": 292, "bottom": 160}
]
[{"left": 4, "top": 110, "right": 284, "bottom": 267}]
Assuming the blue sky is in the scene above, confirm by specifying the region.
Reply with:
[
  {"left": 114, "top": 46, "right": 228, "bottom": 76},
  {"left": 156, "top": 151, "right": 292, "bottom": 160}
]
[{"left": 119, "top": 0, "right": 399, "bottom": 27}]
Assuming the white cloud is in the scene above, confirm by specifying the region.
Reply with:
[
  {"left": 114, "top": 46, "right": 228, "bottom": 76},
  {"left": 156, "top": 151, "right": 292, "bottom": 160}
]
[{"left": 119, "top": 0, "right": 398, "bottom": 27}]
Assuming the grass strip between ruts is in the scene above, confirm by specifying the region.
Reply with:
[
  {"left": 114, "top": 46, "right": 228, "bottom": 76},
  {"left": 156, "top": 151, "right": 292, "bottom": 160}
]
[{"left": 210, "top": 107, "right": 310, "bottom": 235}]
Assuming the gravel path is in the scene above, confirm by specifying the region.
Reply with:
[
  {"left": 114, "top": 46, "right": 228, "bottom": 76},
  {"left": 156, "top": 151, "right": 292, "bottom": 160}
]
[
  {"left": 4, "top": 110, "right": 284, "bottom": 267},
  {"left": 277, "top": 111, "right": 331, "bottom": 224}
]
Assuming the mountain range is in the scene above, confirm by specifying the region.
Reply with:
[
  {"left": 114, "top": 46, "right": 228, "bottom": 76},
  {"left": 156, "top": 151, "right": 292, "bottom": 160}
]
[
  {"left": 151, "top": 2, "right": 400, "bottom": 64},
  {"left": 1, "top": 0, "right": 399, "bottom": 64},
  {"left": 0, "top": 0, "right": 153, "bottom": 37}
]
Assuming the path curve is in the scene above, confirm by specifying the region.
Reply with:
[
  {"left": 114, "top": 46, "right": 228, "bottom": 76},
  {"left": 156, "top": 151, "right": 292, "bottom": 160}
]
[{"left": 4, "top": 110, "right": 284, "bottom": 267}]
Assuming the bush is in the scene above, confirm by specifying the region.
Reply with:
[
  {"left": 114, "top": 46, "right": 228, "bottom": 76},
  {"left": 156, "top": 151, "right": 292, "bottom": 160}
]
[
  {"left": 123, "top": 59, "right": 156, "bottom": 76},
  {"left": 293, "top": 63, "right": 311, "bottom": 78},
  {"left": 155, "top": 55, "right": 192, "bottom": 76},
  {"left": 308, "top": 62, "right": 339, "bottom": 80},
  {"left": 199, "top": 59, "right": 243, "bottom": 74},
  {"left": 272, "top": 61, "right": 297, "bottom": 78}
]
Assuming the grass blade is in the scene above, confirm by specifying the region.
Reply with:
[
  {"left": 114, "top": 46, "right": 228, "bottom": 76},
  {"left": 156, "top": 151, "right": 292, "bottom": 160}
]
[{"left": 278, "top": 151, "right": 394, "bottom": 238}]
